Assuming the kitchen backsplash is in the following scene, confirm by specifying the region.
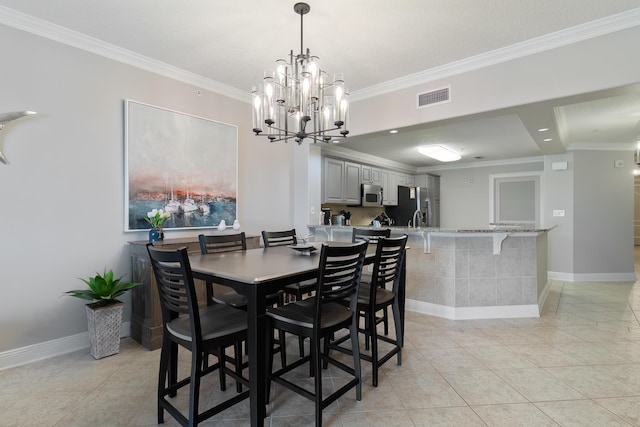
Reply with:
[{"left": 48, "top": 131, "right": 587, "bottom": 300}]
[{"left": 321, "top": 204, "right": 385, "bottom": 226}]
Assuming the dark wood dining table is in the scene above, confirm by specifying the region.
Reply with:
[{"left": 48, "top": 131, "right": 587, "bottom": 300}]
[{"left": 188, "top": 242, "right": 405, "bottom": 427}]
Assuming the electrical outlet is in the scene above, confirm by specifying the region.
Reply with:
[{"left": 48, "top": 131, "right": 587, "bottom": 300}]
[{"left": 553, "top": 210, "right": 565, "bottom": 217}]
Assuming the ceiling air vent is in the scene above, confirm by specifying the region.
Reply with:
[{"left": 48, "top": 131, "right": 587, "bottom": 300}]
[{"left": 417, "top": 86, "right": 450, "bottom": 109}]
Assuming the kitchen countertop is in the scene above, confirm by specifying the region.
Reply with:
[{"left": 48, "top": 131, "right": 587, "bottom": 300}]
[{"left": 309, "top": 225, "right": 551, "bottom": 234}]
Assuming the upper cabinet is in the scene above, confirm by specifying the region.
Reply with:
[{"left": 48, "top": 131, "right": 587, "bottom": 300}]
[
  {"left": 361, "top": 165, "right": 381, "bottom": 186},
  {"left": 381, "top": 170, "right": 402, "bottom": 206},
  {"left": 322, "top": 154, "right": 419, "bottom": 207},
  {"left": 322, "top": 158, "right": 361, "bottom": 205}
]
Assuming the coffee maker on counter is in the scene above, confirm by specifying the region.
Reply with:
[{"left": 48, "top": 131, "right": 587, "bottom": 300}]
[{"left": 321, "top": 208, "right": 331, "bottom": 225}]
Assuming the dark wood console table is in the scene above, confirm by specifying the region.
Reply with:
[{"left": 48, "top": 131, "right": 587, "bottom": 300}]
[{"left": 128, "top": 234, "right": 261, "bottom": 350}]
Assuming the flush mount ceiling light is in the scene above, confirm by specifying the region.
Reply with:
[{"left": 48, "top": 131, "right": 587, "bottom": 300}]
[
  {"left": 252, "top": 2, "right": 349, "bottom": 145},
  {"left": 418, "top": 145, "right": 461, "bottom": 162}
]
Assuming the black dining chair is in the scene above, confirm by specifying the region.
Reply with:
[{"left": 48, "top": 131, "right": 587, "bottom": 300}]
[
  {"left": 352, "top": 227, "right": 392, "bottom": 345},
  {"left": 146, "top": 244, "right": 249, "bottom": 426},
  {"left": 265, "top": 241, "right": 368, "bottom": 427},
  {"left": 198, "top": 232, "right": 287, "bottom": 368},
  {"left": 328, "top": 235, "right": 408, "bottom": 387},
  {"left": 351, "top": 227, "right": 391, "bottom": 244},
  {"left": 262, "top": 229, "right": 317, "bottom": 357}
]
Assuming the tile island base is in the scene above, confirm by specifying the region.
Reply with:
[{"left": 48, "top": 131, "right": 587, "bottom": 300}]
[{"left": 309, "top": 226, "right": 549, "bottom": 320}]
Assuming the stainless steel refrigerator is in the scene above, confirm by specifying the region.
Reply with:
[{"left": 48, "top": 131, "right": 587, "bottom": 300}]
[{"left": 386, "top": 186, "right": 440, "bottom": 227}]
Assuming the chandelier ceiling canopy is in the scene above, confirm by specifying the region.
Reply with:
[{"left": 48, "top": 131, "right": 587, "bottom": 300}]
[{"left": 252, "top": 2, "right": 349, "bottom": 145}]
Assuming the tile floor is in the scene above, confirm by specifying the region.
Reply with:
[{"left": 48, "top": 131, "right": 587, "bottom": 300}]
[{"left": 2, "top": 248, "right": 640, "bottom": 426}]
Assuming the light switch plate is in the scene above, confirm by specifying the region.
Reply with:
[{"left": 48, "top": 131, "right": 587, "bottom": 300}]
[
  {"left": 614, "top": 160, "right": 624, "bottom": 168},
  {"left": 553, "top": 210, "right": 565, "bottom": 217}
]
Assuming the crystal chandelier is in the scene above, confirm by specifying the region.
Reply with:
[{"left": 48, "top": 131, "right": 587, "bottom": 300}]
[{"left": 252, "top": 2, "right": 349, "bottom": 144}]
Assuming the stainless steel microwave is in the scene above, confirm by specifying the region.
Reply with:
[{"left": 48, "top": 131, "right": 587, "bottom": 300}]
[{"left": 361, "top": 184, "right": 383, "bottom": 207}]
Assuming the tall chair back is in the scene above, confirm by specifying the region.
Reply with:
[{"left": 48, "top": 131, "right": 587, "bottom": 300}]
[
  {"left": 148, "top": 246, "right": 200, "bottom": 336},
  {"left": 352, "top": 227, "right": 391, "bottom": 244},
  {"left": 199, "top": 232, "right": 246, "bottom": 253},
  {"left": 317, "top": 242, "right": 369, "bottom": 309},
  {"left": 262, "top": 229, "right": 297, "bottom": 247},
  {"left": 370, "top": 235, "right": 408, "bottom": 301}
]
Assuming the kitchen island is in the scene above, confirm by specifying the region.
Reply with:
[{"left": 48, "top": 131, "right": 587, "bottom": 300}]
[{"left": 308, "top": 225, "right": 550, "bottom": 320}]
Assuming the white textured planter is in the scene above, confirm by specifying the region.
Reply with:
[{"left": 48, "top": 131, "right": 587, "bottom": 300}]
[{"left": 85, "top": 301, "right": 124, "bottom": 359}]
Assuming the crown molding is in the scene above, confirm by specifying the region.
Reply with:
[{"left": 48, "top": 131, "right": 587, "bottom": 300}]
[
  {"left": 2, "top": 5, "right": 639, "bottom": 106},
  {"left": 0, "top": 6, "right": 250, "bottom": 103},
  {"left": 416, "top": 156, "right": 545, "bottom": 173},
  {"left": 567, "top": 142, "right": 635, "bottom": 151},
  {"left": 351, "top": 8, "right": 640, "bottom": 102}
]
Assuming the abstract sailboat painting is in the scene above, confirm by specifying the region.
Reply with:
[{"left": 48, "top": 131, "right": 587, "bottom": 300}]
[{"left": 124, "top": 100, "right": 237, "bottom": 232}]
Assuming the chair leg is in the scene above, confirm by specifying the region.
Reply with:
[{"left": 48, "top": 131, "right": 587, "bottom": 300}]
[
  {"left": 157, "top": 338, "right": 172, "bottom": 424},
  {"left": 279, "top": 329, "right": 287, "bottom": 368},
  {"left": 235, "top": 341, "right": 243, "bottom": 393},
  {"left": 370, "top": 310, "right": 380, "bottom": 387},
  {"left": 363, "top": 312, "right": 371, "bottom": 351},
  {"left": 217, "top": 347, "right": 227, "bottom": 391},
  {"left": 266, "top": 318, "right": 274, "bottom": 403},
  {"left": 392, "top": 300, "right": 403, "bottom": 364},
  {"left": 383, "top": 307, "right": 389, "bottom": 336},
  {"left": 312, "top": 335, "right": 323, "bottom": 427},
  {"left": 168, "top": 342, "right": 178, "bottom": 398},
  {"left": 298, "top": 336, "right": 305, "bottom": 358},
  {"left": 189, "top": 350, "right": 203, "bottom": 426},
  {"left": 350, "top": 316, "right": 362, "bottom": 401}
]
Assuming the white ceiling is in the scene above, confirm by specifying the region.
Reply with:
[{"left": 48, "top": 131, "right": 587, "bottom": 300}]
[{"left": 2, "top": 0, "right": 640, "bottom": 167}]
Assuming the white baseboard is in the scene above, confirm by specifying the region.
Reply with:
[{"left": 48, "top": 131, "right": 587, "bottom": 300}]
[
  {"left": 406, "top": 299, "right": 540, "bottom": 320},
  {"left": 548, "top": 271, "right": 637, "bottom": 282},
  {"left": 537, "top": 280, "right": 552, "bottom": 309},
  {"left": 0, "top": 321, "right": 131, "bottom": 371}
]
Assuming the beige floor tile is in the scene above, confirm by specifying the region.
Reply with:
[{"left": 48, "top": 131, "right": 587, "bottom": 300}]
[
  {"left": 554, "top": 341, "right": 631, "bottom": 365},
  {"left": 445, "top": 328, "right": 502, "bottom": 347},
  {"left": 592, "top": 364, "right": 640, "bottom": 393},
  {"left": 545, "top": 366, "right": 637, "bottom": 398},
  {"left": 441, "top": 370, "right": 527, "bottom": 405},
  {"left": 535, "top": 399, "right": 633, "bottom": 426},
  {"left": 408, "top": 406, "right": 486, "bottom": 426},
  {"left": 379, "top": 347, "right": 437, "bottom": 376},
  {"left": 387, "top": 372, "right": 467, "bottom": 409},
  {"left": 594, "top": 396, "right": 640, "bottom": 426},
  {"left": 472, "top": 402, "right": 558, "bottom": 426},
  {"left": 467, "top": 345, "right": 537, "bottom": 370},
  {"left": 340, "top": 409, "right": 416, "bottom": 426},
  {"left": 421, "top": 347, "right": 487, "bottom": 372},
  {"left": 494, "top": 368, "right": 585, "bottom": 401},
  {"left": 506, "top": 344, "right": 585, "bottom": 368},
  {"left": 405, "top": 330, "right": 459, "bottom": 349}
]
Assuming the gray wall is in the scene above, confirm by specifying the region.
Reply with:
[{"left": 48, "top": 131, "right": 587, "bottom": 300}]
[
  {"left": 0, "top": 25, "right": 295, "bottom": 353},
  {"left": 573, "top": 150, "right": 635, "bottom": 276},
  {"left": 436, "top": 162, "right": 544, "bottom": 229}
]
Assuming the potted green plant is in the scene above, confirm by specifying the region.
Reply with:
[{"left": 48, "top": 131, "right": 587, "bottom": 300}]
[{"left": 65, "top": 269, "right": 141, "bottom": 359}]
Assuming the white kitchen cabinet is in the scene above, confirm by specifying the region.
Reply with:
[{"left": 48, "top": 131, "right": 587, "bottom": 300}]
[
  {"left": 382, "top": 170, "right": 400, "bottom": 206},
  {"left": 361, "top": 165, "right": 381, "bottom": 185},
  {"left": 322, "top": 158, "right": 361, "bottom": 204},
  {"left": 405, "top": 174, "right": 415, "bottom": 186},
  {"left": 414, "top": 174, "right": 427, "bottom": 187}
]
